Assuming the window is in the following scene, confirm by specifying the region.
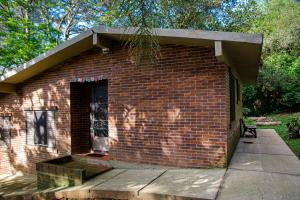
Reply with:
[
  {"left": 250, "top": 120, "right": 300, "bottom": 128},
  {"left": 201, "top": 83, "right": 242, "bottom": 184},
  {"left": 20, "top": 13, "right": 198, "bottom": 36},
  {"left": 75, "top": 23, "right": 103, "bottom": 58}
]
[
  {"left": 229, "top": 70, "right": 236, "bottom": 122},
  {"left": 236, "top": 79, "right": 240, "bottom": 103},
  {"left": 26, "top": 110, "right": 56, "bottom": 147},
  {"left": 0, "top": 116, "right": 11, "bottom": 148},
  {"left": 91, "top": 83, "right": 108, "bottom": 137}
]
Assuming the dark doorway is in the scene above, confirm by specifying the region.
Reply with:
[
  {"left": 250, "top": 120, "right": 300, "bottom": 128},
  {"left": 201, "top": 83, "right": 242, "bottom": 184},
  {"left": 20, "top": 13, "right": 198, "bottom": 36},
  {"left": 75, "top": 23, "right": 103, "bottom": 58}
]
[{"left": 70, "top": 80, "right": 108, "bottom": 154}]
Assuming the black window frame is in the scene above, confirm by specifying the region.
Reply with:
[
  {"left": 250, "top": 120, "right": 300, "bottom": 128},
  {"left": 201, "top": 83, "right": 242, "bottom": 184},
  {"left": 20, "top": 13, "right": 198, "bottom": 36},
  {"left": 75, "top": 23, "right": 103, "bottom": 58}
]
[{"left": 229, "top": 70, "right": 236, "bottom": 122}]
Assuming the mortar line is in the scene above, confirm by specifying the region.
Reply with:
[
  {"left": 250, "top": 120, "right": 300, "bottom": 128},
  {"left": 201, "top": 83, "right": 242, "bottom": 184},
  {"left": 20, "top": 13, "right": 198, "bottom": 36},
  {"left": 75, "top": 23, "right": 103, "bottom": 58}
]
[{"left": 137, "top": 169, "right": 168, "bottom": 196}]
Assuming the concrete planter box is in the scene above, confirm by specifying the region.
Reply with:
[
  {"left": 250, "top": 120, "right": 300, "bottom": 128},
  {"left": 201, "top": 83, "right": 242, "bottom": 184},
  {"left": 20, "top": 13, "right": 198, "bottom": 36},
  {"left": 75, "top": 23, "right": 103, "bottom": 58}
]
[{"left": 36, "top": 155, "right": 111, "bottom": 189}]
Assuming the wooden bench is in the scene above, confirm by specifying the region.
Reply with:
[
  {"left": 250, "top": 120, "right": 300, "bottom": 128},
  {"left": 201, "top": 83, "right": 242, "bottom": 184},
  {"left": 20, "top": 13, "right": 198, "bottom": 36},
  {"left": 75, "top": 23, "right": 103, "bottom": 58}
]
[{"left": 240, "top": 119, "right": 257, "bottom": 138}]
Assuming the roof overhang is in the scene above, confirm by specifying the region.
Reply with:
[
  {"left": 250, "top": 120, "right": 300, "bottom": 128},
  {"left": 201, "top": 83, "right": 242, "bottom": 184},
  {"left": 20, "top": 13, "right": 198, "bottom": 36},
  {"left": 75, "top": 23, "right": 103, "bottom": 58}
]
[{"left": 0, "top": 26, "right": 263, "bottom": 93}]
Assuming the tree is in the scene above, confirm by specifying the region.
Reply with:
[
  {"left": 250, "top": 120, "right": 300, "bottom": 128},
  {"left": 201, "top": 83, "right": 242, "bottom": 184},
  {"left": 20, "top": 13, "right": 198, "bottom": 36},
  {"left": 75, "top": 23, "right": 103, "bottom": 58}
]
[
  {"left": 243, "top": 0, "right": 300, "bottom": 115},
  {"left": 36, "top": 0, "right": 105, "bottom": 42},
  {"left": 99, "top": 0, "right": 260, "bottom": 64},
  {"left": 0, "top": 0, "right": 49, "bottom": 75},
  {"left": 0, "top": 0, "right": 260, "bottom": 71},
  {"left": 0, "top": 0, "right": 105, "bottom": 75}
]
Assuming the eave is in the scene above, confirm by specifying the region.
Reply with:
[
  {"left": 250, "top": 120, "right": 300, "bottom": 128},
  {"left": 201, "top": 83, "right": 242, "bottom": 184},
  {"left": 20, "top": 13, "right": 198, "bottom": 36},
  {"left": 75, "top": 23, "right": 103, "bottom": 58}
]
[{"left": 0, "top": 26, "right": 263, "bottom": 93}]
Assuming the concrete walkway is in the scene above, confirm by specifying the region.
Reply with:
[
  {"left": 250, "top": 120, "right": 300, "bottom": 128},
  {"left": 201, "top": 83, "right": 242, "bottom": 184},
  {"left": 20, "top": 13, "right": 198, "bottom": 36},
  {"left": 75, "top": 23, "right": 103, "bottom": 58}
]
[{"left": 217, "top": 129, "right": 300, "bottom": 200}]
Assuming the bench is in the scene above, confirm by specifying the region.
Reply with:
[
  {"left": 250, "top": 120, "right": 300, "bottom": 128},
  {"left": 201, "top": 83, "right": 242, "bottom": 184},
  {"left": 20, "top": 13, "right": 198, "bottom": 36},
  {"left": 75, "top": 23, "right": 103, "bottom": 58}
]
[{"left": 240, "top": 119, "right": 257, "bottom": 138}]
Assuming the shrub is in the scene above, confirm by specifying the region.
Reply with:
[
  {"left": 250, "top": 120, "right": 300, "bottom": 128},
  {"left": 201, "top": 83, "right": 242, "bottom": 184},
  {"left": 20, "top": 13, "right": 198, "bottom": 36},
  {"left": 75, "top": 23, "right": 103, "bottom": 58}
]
[
  {"left": 286, "top": 116, "right": 300, "bottom": 135},
  {"left": 243, "top": 52, "right": 300, "bottom": 115},
  {"left": 243, "top": 107, "right": 252, "bottom": 117}
]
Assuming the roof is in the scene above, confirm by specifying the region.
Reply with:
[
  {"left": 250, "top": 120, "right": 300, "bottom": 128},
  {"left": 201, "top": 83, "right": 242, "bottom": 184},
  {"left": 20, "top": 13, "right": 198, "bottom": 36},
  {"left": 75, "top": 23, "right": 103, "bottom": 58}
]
[{"left": 0, "top": 26, "right": 263, "bottom": 93}]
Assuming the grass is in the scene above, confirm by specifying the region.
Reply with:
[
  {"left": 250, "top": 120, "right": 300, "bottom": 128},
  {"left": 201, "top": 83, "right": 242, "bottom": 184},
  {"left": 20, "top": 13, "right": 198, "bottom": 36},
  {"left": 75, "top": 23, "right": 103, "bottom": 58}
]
[{"left": 245, "top": 112, "right": 300, "bottom": 159}]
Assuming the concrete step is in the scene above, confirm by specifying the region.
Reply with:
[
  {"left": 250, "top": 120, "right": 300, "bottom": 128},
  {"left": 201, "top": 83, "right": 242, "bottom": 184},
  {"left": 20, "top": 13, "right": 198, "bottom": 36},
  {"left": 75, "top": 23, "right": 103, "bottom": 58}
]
[{"left": 53, "top": 168, "right": 226, "bottom": 200}]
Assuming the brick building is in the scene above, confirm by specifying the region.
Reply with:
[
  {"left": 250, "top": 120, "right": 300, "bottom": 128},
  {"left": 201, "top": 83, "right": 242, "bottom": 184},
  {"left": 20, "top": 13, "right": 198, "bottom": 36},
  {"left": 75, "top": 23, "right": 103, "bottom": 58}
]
[{"left": 0, "top": 27, "right": 263, "bottom": 174}]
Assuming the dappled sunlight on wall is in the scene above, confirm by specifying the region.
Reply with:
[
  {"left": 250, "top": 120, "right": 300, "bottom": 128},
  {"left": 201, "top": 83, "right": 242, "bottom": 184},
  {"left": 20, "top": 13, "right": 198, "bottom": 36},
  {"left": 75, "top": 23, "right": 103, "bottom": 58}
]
[
  {"left": 109, "top": 95, "right": 226, "bottom": 167},
  {"left": 0, "top": 45, "right": 229, "bottom": 173},
  {"left": 108, "top": 115, "right": 118, "bottom": 142},
  {"left": 0, "top": 71, "right": 72, "bottom": 173},
  {"left": 123, "top": 105, "right": 136, "bottom": 131},
  {"left": 23, "top": 88, "right": 45, "bottom": 108},
  {"left": 105, "top": 45, "right": 228, "bottom": 168},
  {"left": 167, "top": 107, "right": 181, "bottom": 123}
]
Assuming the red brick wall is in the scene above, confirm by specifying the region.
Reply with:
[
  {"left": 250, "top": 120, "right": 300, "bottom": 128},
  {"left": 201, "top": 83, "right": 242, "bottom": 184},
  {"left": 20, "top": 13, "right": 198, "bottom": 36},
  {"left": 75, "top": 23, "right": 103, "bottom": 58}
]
[{"left": 0, "top": 45, "right": 229, "bottom": 174}]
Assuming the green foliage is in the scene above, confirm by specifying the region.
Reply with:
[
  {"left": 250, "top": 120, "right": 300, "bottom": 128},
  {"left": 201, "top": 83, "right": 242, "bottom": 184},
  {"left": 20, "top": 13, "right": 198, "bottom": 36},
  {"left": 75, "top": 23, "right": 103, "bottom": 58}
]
[
  {"left": 0, "top": 0, "right": 261, "bottom": 70},
  {"left": 103, "top": 0, "right": 161, "bottom": 65},
  {"left": 242, "top": 107, "right": 252, "bottom": 117},
  {"left": 286, "top": 115, "right": 300, "bottom": 134},
  {"left": 0, "top": 0, "right": 104, "bottom": 75},
  {"left": 243, "top": 0, "right": 300, "bottom": 115},
  {"left": 249, "top": 0, "right": 300, "bottom": 54},
  {"left": 220, "top": 0, "right": 261, "bottom": 32},
  {"left": 0, "top": 0, "right": 51, "bottom": 74},
  {"left": 243, "top": 117, "right": 255, "bottom": 125},
  {"left": 243, "top": 53, "right": 300, "bottom": 115},
  {"left": 99, "top": 0, "right": 261, "bottom": 64}
]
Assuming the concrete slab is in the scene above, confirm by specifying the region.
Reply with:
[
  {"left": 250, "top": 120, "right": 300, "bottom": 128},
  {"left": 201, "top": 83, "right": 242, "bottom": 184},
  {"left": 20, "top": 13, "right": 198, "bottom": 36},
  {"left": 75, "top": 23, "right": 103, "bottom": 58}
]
[
  {"left": 33, "top": 187, "right": 69, "bottom": 200},
  {"left": 240, "top": 133, "right": 285, "bottom": 145},
  {"left": 90, "top": 169, "right": 166, "bottom": 199},
  {"left": 257, "top": 129, "right": 280, "bottom": 137},
  {"left": 0, "top": 174, "right": 37, "bottom": 199},
  {"left": 139, "top": 169, "right": 226, "bottom": 200},
  {"left": 230, "top": 152, "right": 264, "bottom": 171},
  {"left": 109, "top": 160, "right": 179, "bottom": 170},
  {"left": 230, "top": 153, "right": 300, "bottom": 175},
  {"left": 55, "top": 169, "right": 126, "bottom": 199},
  {"left": 238, "top": 128, "right": 295, "bottom": 156},
  {"left": 3, "top": 183, "right": 37, "bottom": 200},
  {"left": 217, "top": 169, "right": 300, "bottom": 200},
  {"left": 0, "top": 174, "right": 13, "bottom": 181},
  {"left": 236, "top": 142, "right": 295, "bottom": 155}
]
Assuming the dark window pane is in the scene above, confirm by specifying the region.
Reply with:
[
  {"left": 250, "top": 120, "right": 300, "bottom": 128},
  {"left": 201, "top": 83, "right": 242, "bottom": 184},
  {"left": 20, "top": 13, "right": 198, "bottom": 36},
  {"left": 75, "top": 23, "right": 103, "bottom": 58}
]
[
  {"left": 0, "top": 117, "right": 10, "bottom": 147},
  {"left": 33, "top": 111, "right": 48, "bottom": 145},
  {"left": 26, "top": 110, "right": 55, "bottom": 147},
  {"left": 91, "top": 82, "right": 108, "bottom": 137},
  {"left": 236, "top": 79, "right": 240, "bottom": 103},
  {"left": 229, "top": 71, "right": 236, "bottom": 122}
]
